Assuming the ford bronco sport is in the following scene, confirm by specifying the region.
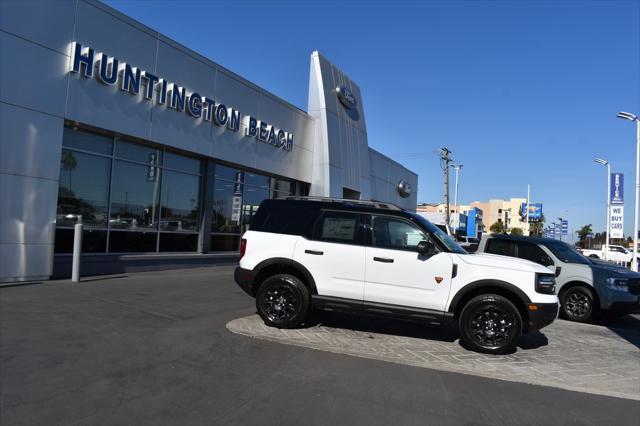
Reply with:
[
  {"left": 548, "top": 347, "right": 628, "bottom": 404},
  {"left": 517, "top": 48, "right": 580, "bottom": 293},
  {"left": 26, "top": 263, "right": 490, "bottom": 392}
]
[{"left": 234, "top": 198, "right": 559, "bottom": 354}]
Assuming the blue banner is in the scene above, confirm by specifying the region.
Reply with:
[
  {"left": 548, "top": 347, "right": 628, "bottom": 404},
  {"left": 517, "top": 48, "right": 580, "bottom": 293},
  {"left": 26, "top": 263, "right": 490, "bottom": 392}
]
[
  {"left": 611, "top": 173, "right": 624, "bottom": 204},
  {"left": 520, "top": 203, "right": 543, "bottom": 222},
  {"left": 561, "top": 220, "right": 568, "bottom": 236}
]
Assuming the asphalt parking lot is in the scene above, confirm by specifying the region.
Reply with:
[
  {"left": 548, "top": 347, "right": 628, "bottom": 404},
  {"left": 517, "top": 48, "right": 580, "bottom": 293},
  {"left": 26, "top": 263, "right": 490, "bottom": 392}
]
[{"left": 1, "top": 266, "right": 639, "bottom": 426}]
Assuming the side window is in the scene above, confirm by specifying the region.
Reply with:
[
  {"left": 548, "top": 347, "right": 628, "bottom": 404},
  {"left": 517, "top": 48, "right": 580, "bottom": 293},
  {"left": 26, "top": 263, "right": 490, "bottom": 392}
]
[
  {"left": 485, "top": 239, "right": 516, "bottom": 257},
  {"left": 516, "top": 242, "right": 553, "bottom": 266},
  {"left": 312, "top": 211, "right": 361, "bottom": 244},
  {"left": 371, "top": 216, "right": 426, "bottom": 251}
]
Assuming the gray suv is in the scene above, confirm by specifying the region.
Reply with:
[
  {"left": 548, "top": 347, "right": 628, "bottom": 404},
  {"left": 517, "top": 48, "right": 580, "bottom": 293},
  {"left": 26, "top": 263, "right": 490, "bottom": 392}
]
[{"left": 477, "top": 234, "right": 640, "bottom": 322}]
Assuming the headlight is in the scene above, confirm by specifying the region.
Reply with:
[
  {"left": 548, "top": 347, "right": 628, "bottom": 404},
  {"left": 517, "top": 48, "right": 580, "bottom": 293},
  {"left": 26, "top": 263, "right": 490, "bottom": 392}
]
[
  {"left": 605, "top": 277, "right": 629, "bottom": 291},
  {"left": 536, "top": 273, "right": 556, "bottom": 294}
]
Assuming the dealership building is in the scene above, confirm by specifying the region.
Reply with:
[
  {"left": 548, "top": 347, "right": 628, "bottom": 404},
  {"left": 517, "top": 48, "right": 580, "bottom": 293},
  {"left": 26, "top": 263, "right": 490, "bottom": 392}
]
[{"left": 0, "top": 0, "right": 418, "bottom": 283}]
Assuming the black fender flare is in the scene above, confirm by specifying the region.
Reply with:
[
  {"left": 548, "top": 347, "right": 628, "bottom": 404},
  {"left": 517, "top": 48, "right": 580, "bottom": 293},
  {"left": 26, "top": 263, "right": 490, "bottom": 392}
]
[
  {"left": 251, "top": 257, "right": 318, "bottom": 295},
  {"left": 447, "top": 279, "right": 532, "bottom": 314}
]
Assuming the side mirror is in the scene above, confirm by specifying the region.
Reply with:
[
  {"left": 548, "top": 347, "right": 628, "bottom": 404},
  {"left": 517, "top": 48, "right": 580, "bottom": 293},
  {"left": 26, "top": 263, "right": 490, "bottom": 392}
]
[{"left": 417, "top": 240, "right": 435, "bottom": 256}]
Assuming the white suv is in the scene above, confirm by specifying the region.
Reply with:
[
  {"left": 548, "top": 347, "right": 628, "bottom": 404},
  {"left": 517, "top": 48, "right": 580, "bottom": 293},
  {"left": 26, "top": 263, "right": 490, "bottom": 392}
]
[{"left": 235, "top": 198, "right": 559, "bottom": 354}]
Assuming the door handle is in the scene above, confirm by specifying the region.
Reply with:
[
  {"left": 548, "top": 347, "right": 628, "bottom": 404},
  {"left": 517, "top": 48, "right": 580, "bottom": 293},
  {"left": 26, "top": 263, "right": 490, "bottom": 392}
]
[
  {"left": 305, "top": 249, "right": 324, "bottom": 255},
  {"left": 373, "top": 257, "right": 394, "bottom": 263}
]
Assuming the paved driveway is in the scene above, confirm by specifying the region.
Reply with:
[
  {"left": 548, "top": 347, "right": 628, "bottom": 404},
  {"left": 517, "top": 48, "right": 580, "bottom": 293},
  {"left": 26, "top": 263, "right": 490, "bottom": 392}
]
[
  {"left": 228, "top": 312, "right": 640, "bottom": 400},
  {"left": 1, "top": 266, "right": 639, "bottom": 426}
]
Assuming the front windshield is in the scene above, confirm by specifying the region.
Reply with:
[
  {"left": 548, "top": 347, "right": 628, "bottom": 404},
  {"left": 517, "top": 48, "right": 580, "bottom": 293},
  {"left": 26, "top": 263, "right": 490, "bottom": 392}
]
[
  {"left": 409, "top": 213, "right": 467, "bottom": 254},
  {"left": 544, "top": 241, "right": 591, "bottom": 265}
]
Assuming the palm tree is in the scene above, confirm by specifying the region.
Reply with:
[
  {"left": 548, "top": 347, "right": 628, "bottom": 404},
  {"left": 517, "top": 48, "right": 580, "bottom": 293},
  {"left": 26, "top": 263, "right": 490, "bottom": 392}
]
[
  {"left": 577, "top": 224, "right": 593, "bottom": 247},
  {"left": 61, "top": 150, "right": 77, "bottom": 190}
]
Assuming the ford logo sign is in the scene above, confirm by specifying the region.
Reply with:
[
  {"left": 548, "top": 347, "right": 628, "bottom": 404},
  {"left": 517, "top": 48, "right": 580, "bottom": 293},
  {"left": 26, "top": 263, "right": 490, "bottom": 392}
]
[
  {"left": 397, "top": 179, "right": 412, "bottom": 198},
  {"left": 336, "top": 86, "right": 357, "bottom": 110}
]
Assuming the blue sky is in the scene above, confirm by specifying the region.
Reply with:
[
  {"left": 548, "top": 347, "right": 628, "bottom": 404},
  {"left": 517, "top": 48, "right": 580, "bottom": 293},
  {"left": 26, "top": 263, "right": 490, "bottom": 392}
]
[{"left": 105, "top": 0, "right": 639, "bottom": 239}]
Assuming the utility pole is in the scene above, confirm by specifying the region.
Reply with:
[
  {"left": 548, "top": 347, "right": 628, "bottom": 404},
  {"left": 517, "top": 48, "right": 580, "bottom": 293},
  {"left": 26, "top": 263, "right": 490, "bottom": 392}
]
[
  {"left": 440, "top": 147, "right": 453, "bottom": 226},
  {"left": 525, "top": 184, "right": 531, "bottom": 236},
  {"left": 451, "top": 164, "right": 463, "bottom": 234}
]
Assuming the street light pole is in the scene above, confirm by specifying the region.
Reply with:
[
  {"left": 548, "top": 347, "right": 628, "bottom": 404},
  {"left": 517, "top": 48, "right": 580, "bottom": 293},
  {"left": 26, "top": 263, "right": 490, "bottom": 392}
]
[
  {"left": 617, "top": 111, "right": 640, "bottom": 271},
  {"left": 595, "top": 158, "right": 610, "bottom": 259},
  {"left": 451, "top": 164, "right": 463, "bottom": 234}
]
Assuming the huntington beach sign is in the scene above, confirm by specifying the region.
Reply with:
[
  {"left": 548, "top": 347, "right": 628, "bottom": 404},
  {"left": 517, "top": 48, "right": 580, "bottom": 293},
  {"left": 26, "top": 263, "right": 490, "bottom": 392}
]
[{"left": 69, "top": 42, "right": 294, "bottom": 152}]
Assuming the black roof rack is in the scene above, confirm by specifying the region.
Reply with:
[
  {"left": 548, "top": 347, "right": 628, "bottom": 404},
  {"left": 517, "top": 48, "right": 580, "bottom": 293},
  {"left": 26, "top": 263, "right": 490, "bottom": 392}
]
[{"left": 283, "top": 196, "right": 403, "bottom": 211}]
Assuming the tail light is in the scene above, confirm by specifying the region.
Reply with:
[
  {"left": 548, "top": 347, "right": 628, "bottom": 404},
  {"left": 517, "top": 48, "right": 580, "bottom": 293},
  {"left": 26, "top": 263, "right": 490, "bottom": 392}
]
[{"left": 240, "top": 238, "right": 247, "bottom": 259}]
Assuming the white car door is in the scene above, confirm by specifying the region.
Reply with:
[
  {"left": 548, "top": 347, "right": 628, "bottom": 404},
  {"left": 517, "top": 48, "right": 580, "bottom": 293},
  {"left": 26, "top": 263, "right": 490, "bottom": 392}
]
[
  {"left": 292, "top": 210, "right": 366, "bottom": 301},
  {"left": 363, "top": 215, "right": 454, "bottom": 312}
]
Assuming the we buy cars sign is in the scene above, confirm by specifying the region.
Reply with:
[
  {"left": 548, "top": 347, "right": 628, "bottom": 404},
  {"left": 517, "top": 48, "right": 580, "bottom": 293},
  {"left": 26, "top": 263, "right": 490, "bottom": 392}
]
[{"left": 609, "top": 205, "right": 624, "bottom": 239}]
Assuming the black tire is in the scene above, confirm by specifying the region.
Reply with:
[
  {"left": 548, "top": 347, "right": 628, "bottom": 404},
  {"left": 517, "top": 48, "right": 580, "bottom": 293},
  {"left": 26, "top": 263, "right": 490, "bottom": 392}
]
[
  {"left": 458, "top": 294, "right": 522, "bottom": 355},
  {"left": 588, "top": 254, "right": 599, "bottom": 259},
  {"left": 256, "top": 274, "right": 310, "bottom": 329},
  {"left": 560, "top": 286, "right": 595, "bottom": 323}
]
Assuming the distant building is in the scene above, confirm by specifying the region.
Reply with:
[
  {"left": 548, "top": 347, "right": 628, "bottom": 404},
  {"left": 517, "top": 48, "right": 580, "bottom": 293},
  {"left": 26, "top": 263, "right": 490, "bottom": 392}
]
[
  {"left": 418, "top": 198, "right": 538, "bottom": 237},
  {"left": 416, "top": 203, "right": 484, "bottom": 237},
  {"left": 469, "top": 198, "right": 531, "bottom": 235}
]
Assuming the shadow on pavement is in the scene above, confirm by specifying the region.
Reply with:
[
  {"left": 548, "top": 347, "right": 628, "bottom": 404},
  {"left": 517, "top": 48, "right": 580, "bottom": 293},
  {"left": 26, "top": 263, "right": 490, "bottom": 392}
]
[
  {"left": 304, "top": 310, "right": 551, "bottom": 353},
  {"left": 306, "top": 310, "right": 459, "bottom": 343},
  {"left": 518, "top": 331, "right": 549, "bottom": 350},
  {"left": 591, "top": 314, "right": 640, "bottom": 350}
]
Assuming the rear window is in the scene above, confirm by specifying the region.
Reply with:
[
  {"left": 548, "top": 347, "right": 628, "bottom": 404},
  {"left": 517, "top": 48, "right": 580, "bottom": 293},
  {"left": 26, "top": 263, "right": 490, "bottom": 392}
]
[
  {"left": 485, "top": 239, "right": 516, "bottom": 257},
  {"left": 312, "top": 211, "right": 362, "bottom": 244},
  {"left": 250, "top": 201, "right": 317, "bottom": 236}
]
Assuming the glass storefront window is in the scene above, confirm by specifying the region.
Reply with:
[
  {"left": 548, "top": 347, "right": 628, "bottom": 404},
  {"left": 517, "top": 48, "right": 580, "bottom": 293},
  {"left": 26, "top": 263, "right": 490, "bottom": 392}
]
[
  {"left": 109, "top": 160, "right": 160, "bottom": 229},
  {"left": 115, "top": 139, "right": 162, "bottom": 165},
  {"left": 57, "top": 149, "right": 111, "bottom": 227},
  {"left": 215, "top": 164, "right": 242, "bottom": 181},
  {"left": 272, "top": 178, "right": 292, "bottom": 194},
  {"left": 159, "top": 233, "right": 198, "bottom": 252},
  {"left": 63, "top": 127, "right": 113, "bottom": 155},
  {"left": 245, "top": 172, "right": 269, "bottom": 189},
  {"left": 160, "top": 170, "right": 200, "bottom": 231},
  {"left": 56, "top": 126, "right": 307, "bottom": 255},
  {"left": 210, "top": 234, "right": 240, "bottom": 251},
  {"left": 54, "top": 228, "right": 107, "bottom": 253},
  {"left": 242, "top": 185, "right": 269, "bottom": 231},
  {"left": 164, "top": 151, "right": 201, "bottom": 174},
  {"left": 212, "top": 179, "right": 242, "bottom": 233},
  {"left": 109, "top": 230, "right": 158, "bottom": 252}
]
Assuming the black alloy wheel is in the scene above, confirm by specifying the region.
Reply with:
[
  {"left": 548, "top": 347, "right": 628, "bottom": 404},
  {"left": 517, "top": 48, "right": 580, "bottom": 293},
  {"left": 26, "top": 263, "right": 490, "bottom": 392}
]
[
  {"left": 459, "top": 294, "right": 522, "bottom": 355},
  {"left": 256, "top": 274, "right": 310, "bottom": 329},
  {"left": 561, "top": 286, "right": 594, "bottom": 323}
]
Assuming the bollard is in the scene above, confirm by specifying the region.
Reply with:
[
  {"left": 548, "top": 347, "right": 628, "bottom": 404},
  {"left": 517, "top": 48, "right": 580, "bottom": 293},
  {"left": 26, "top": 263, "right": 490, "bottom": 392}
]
[{"left": 71, "top": 221, "right": 83, "bottom": 282}]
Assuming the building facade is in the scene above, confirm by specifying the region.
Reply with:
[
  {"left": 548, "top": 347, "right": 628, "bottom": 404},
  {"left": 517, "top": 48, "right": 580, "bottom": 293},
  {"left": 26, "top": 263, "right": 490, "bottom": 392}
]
[
  {"left": 469, "top": 198, "right": 530, "bottom": 235},
  {"left": 0, "top": 0, "right": 418, "bottom": 282},
  {"left": 416, "top": 203, "right": 484, "bottom": 238}
]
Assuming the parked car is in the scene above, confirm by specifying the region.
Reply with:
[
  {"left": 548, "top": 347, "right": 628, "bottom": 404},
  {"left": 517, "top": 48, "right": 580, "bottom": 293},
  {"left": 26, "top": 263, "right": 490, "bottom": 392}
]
[
  {"left": 477, "top": 234, "right": 640, "bottom": 322},
  {"left": 455, "top": 235, "right": 480, "bottom": 253},
  {"left": 580, "top": 245, "right": 632, "bottom": 264},
  {"left": 235, "top": 197, "right": 559, "bottom": 354}
]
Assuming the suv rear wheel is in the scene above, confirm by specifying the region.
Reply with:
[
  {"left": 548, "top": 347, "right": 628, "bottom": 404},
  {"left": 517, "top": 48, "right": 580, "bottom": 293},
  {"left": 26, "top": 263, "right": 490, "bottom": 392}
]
[
  {"left": 560, "top": 286, "right": 594, "bottom": 323},
  {"left": 256, "top": 274, "right": 310, "bottom": 329},
  {"left": 458, "top": 294, "right": 522, "bottom": 354}
]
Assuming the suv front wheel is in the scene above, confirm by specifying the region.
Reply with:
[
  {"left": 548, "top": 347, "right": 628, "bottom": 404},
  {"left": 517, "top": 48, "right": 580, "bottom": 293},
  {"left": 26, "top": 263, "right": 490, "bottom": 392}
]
[
  {"left": 256, "top": 274, "right": 310, "bottom": 329},
  {"left": 560, "top": 286, "right": 594, "bottom": 323},
  {"left": 458, "top": 294, "right": 522, "bottom": 354}
]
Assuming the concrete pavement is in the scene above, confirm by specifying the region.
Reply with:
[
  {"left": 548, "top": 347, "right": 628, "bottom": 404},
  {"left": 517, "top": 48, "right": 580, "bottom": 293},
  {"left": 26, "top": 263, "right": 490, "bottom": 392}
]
[{"left": 1, "top": 266, "right": 639, "bottom": 425}]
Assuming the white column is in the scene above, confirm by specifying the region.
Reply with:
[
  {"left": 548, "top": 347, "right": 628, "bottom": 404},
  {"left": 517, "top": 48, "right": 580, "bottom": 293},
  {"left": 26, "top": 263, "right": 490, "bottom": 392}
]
[
  {"left": 633, "top": 119, "right": 640, "bottom": 271},
  {"left": 606, "top": 163, "right": 611, "bottom": 260}
]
